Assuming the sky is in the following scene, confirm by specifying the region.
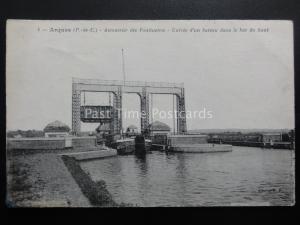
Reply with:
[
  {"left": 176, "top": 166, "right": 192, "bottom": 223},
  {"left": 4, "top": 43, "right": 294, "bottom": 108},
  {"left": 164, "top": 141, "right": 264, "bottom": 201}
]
[{"left": 6, "top": 20, "right": 295, "bottom": 131}]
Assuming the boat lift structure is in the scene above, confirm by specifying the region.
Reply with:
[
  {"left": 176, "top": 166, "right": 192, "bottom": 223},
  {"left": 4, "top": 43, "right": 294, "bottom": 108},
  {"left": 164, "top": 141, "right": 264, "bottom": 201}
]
[{"left": 72, "top": 78, "right": 187, "bottom": 135}]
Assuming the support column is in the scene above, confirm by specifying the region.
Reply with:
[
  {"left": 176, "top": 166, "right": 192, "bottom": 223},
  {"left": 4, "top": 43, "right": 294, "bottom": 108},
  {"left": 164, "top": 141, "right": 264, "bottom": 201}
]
[
  {"left": 109, "top": 92, "right": 114, "bottom": 134},
  {"left": 112, "top": 87, "right": 122, "bottom": 134},
  {"left": 176, "top": 88, "right": 187, "bottom": 134},
  {"left": 176, "top": 96, "right": 180, "bottom": 134},
  {"left": 72, "top": 83, "right": 81, "bottom": 135},
  {"left": 140, "top": 87, "right": 149, "bottom": 134}
]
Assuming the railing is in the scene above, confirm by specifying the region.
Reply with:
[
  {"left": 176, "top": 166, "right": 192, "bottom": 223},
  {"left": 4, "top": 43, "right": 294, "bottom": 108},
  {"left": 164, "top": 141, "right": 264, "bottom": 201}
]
[{"left": 73, "top": 77, "right": 184, "bottom": 88}]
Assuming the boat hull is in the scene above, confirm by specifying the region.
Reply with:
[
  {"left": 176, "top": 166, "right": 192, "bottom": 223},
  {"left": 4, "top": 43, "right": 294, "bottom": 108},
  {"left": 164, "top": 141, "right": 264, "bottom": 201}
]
[
  {"left": 169, "top": 144, "right": 232, "bottom": 153},
  {"left": 111, "top": 139, "right": 135, "bottom": 155},
  {"left": 111, "top": 137, "right": 152, "bottom": 155}
]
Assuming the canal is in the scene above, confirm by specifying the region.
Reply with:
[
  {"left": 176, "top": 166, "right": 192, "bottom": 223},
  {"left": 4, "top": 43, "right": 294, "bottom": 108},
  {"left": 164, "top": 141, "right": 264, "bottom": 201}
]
[{"left": 80, "top": 147, "right": 295, "bottom": 206}]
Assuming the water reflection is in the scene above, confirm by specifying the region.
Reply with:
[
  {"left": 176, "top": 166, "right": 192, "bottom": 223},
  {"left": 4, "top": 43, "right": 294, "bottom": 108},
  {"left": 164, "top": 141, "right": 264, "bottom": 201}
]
[
  {"left": 174, "top": 154, "right": 188, "bottom": 205},
  {"left": 80, "top": 147, "right": 295, "bottom": 206},
  {"left": 134, "top": 154, "right": 149, "bottom": 205},
  {"left": 135, "top": 156, "right": 147, "bottom": 175}
]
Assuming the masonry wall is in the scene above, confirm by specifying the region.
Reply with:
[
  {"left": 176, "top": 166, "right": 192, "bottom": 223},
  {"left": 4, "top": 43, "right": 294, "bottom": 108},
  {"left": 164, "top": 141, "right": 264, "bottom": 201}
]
[
  {"left": 7, "top": 138, "right": 66, "bottom": 150},
  {"left": 168, "top": 135, "right": 208, "bottom": 146},
  {"left": 71, "top": 137, "right": 97, "bottom": 148},
  {"left": 7, "top": 136, "right": 97, "bottom": 150}
]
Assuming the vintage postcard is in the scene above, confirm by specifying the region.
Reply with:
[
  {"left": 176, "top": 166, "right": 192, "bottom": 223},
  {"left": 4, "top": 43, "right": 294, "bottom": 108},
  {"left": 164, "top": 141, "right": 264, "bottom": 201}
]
[{"left": 6, "top": 20, "right": 295, "bottom": 207}]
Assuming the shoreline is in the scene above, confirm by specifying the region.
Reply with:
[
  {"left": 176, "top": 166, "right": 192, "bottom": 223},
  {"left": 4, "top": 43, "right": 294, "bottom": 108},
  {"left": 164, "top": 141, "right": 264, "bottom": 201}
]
[
  {"left": 6, "top": 146, "right": 294, "bottom": 207},
  {"left": 6, "top": 150, "right": 91, "bottom": 207},
  {"left": 61, "top": 155, "right": 133, "bottom": 207},
  {"left": 6, "top": 149, "right": 134, "bottom": 207}
]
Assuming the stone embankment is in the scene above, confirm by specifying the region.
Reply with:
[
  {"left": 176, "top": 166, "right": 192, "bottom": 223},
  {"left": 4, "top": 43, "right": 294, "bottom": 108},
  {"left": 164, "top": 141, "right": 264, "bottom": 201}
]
[
  {"left": 60, "top": 149, "right": 117, "bottom": 160},
  {"left": 61, "top": 154, "right": 133, "bottom": 207}
]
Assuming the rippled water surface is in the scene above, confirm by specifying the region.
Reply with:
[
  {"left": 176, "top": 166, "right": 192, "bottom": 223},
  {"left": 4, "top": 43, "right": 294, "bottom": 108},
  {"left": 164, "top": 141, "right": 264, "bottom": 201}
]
[{"left": 81, "top": 147, "right": 295, "bottom": 206}]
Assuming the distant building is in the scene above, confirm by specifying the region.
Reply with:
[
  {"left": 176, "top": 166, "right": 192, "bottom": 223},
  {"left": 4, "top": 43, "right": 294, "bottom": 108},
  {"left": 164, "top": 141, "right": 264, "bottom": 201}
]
[
  {"left": 262, "top": 133, "right": 282, "bottom": 143},
  {"left": 14, "top": 134, "right": 22, "bottom": 138},
  {"left": 148, "top": 121, "right": 171, "bottom": 135},
  {"left": 44, "top": 120, "right": 70, "bottom": 137},
  {"left": 126, "top": 125, "right": 138, "bottom": 135},
  {"left": 243, "top": 133, "right": 262, "bottom": 142}
]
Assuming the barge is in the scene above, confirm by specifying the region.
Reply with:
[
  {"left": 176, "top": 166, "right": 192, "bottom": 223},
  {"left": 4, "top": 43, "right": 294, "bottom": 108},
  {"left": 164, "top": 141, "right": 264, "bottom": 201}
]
[
  {"left": 111, "top": 138, "right": 135, "bottom": 155},
  {"left": 111, "top": 137, "right": 152, "bottom": 155},
  {"left": 169, "top": 143, "right": 232, "bottom": 153},
  {"left": 167, "top": 134, "right": 233, "bottom": 153}
]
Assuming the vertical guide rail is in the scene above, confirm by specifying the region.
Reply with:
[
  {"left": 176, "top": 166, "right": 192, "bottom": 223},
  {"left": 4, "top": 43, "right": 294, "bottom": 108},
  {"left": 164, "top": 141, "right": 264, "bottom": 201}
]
[
  {"left": 121, "top": 49, "right": 126, "bottom": 135},
  {"left": 83, "top": 91, "right": 86, "bottom": 105},
  {"left": 176, "top": 88, "right": 187, "bottom": 134},
  {"left": 176, "top": 95, "right": 180, "bottom": 134},
  {"left": 140, "top": 87, "right": 149, "bottom": 134},
  {"left": 151, "top": 93, "right": 153, "bottom": 125},
  {"left": 122, "top": 48, "right": 126, "bottom": 86},
  {"left": 109, "top": 92, "right": 114, "bottom": 134},
  {"left": 113, "top": 89, "right": 122, "bottom": 135},
  {"left": 173, "top": 94, "right": 176, "bottom": 134},
  {"left": 109, "top": 92, "right": 111, "bottom": 106},
  {"left": 72, "top": 82, "right": 81, "bottom": 135}
]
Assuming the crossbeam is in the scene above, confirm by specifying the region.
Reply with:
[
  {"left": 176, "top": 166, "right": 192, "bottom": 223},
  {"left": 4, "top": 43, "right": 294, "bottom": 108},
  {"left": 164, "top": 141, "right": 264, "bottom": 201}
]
[{"left": 73, "top": 78, "right": 184, "bottom": 88}]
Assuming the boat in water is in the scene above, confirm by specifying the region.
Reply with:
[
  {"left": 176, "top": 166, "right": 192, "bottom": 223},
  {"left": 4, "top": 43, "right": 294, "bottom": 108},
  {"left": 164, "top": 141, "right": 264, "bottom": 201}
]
[
  {"left": 111, "top": 138, "right": 135, "bottom": 155},
  {"left": 111, "top": 136, "right": 152, "bottom": 155},
  {"left": 135, "top": 135, "right": 153, "bottom": 155},
  {"left": 167, "top": 135, "right": 232, "bottom": 153}
]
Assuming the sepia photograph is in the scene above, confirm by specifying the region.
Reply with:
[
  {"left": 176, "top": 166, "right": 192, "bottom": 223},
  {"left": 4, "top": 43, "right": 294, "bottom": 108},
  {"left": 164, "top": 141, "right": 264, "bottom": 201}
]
[{"left": 5, "top": 20, "right": 295, "bottom": 207}]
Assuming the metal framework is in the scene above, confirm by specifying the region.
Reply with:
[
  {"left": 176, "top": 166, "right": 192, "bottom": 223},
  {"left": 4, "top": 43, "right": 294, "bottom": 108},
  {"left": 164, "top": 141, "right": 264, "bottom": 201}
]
[{"left": 72, "top": 78, "right": 187, "bottom": 135}]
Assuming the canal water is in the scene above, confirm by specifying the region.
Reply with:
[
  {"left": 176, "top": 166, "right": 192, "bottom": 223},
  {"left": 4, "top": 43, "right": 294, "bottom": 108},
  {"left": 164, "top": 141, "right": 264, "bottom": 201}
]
[{"left": 81, "top": 147, "right": 295, "bottom": 206}]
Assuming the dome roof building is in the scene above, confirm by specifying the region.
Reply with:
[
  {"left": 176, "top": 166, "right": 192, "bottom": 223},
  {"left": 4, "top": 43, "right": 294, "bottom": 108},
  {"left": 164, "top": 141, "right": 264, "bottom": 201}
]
[
  {"left": 148, "top": 121, "right": 171, "bottom": 133},
  {"left": 43, "top": 120, "right": 70, "bottom": 137},
  {"left": 44, "top": 120, "right": 70, "bottom": 132},
  {"left": 127, "top": 125, "right": 138, "bottom": 130}
]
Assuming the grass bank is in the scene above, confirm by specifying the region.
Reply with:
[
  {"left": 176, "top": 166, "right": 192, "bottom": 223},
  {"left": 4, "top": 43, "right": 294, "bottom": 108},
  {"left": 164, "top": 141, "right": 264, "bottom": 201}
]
[
  {"left": 61, "top": 155, "right": 133, "bottom": 207},
  {"left": 7, "top": 152, "right": 91, "bottom": 207},
  {"left": 6, "top": 160, "right": 38, "bottom": 207}
]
